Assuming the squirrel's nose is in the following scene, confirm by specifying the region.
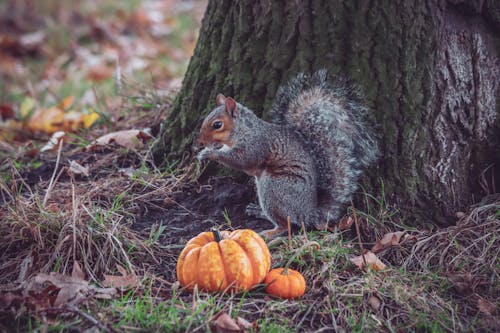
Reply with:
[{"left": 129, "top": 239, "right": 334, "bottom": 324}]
[
  {"left": 193, "top": 138, "right": 204, "bottom": 153},
  {"left": 196, "top": 134, "right": 206, "bottom": 148}
]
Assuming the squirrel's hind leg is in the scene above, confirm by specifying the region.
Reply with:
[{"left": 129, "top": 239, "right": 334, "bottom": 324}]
[
  {"left": 246, "top": 203, "right": 287, "bottom": 239},
  {"left": 260, "top": 225, "right": 288, "bottom": 239}
]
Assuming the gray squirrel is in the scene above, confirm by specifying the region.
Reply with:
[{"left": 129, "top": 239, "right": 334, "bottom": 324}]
[{"left": 197, "top": 70, "right": 378, "bottom": 238}]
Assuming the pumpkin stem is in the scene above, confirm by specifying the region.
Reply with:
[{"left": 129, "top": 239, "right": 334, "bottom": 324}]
[
  {"left": 212, "top": 229, "right": 222, "bottom": 242},
  {"left": 283, "top": 240, "right": 320, "bottom": 275}
]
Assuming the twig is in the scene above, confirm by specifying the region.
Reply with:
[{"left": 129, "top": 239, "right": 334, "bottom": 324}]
[
  {"left": 43, "top": 138, "right": 64, "bottom": 207},
  {"left": 71, "top": 178, "right": 77, "bottom": 261},
  {"left": 351, "top": 201, "right": 366, "bottom": 267},
  {"left": 296, "top": 299, "right": 318, "bottom": 328},
  {"left": 301, "top": 221, "right": 308, "bottom": 241},
  {"left": 66, "top": 304, "right": 115, "bottom": 333},
  {"left": 301, "top": 221, "right": 314, "bottom": 255},
  {"left": 287, "top": 216, "right": 292, "bottom": 250}
]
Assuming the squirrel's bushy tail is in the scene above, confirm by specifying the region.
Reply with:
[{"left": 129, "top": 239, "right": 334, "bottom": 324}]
[{"left": 270, "top": 69, "right": 378, "bottom": 223}]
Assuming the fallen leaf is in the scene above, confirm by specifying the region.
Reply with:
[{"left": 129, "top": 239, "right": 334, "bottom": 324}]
[
  {"left": 61, "top": 111, "right": 84, "bottom": 131},
  {"left": 86, "top": 129, "right": 153, "bottom": 151},
  {"left": 68, "top": 160, "right": 90, "bottom": 177},
  {"left": 103, "top": 265, "right": 139, "bottom": 289},
  {"left": 212, "top": 312, "right": 241, "bottom": 332},
  {"left": 368, "top": 295, "right": 381, "bottom": 311},
  {"left": 371, "top": 231, "right": 406, "bottom": 253},
  {"left": 350, "top": 251, "right": 387, "bottom": 271},
  {"left": 477, "top": 298, "right": 496, "bottom": 316},
  {"left": 59, "top": 96, "right": 75, "bottom": 110},
  {"left": 20, "top": 97, "right": 36, "bottom": 119},
  {"left": 34, "top": 272, "right": 89, "bottom": 307},
  {"left": 87, "top": 63, "right": 113, "bottom": 81},
  {"left": 0, "top": 104, "right": 14, "bottom": 120},
  {"left": 19, "top": 30, "right": 46, "bottom": 50},
  {"left": 27, "top": 106, "right": 65, "bottom": 133},
  {"left": 82, "top": 108, "right": 100, "bottom": 128},
  {"left": 338, "top": 216, "right": 354, "bottom": 230},
  {"left": 235, "top": 317, "right": 253, "bottom": 330},
  {"left": 40, "top": 131, "right": 65, "bottom": 152},
  {"left": 72, "top": 261, "right": 85, "bottom": 280}
]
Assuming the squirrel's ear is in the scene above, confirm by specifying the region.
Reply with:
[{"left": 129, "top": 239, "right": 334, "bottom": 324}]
[
  {"left": 216, "top": 94, "right": 226, "bottom": 106},
  {"left": 225, "top": 97, "right": 238, "bottom": 118}
]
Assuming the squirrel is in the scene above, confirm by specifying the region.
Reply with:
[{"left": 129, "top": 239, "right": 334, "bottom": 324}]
[{"left": 196, "top": 70, "right": 378, "bottom": 238}]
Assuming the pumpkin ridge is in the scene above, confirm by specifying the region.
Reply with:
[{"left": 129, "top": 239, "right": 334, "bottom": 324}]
[
  {"left": 232, "top": 239, "right": 254, "bottom": 286},
  {"left": 215, "top": 238, "right": 229, "bottom": 291},
  {"left": 250, "top": 231, "right": 271, "bottom": 270},
  {"left": 246, "top": 228, "right": 271, "bottom": 284},
  {"left": 220, "top": 239, "right": 253, "bottom": 290},
  {"left": 183, "top": 246, "right": 201, "bottom": 289}
]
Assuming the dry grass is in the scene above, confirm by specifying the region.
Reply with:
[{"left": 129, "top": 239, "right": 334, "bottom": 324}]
[
  {"left": 1, "top": 157, "right": 499, "bottom": 332},
  {"left": 0, "top": 165, "right": 168, "bottom": 285},
  {"left": 1, "top": 146, "right": 499, "bottom": 332}
]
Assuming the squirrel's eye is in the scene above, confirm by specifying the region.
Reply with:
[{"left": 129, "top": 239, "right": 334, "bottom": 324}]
[{"left": 212, "top": 120, "right": 223, "bottom": 130}]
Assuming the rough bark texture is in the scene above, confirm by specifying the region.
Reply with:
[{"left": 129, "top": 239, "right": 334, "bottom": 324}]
[{"left": 154, "top": 0, "right": 499, "bottom": 225}]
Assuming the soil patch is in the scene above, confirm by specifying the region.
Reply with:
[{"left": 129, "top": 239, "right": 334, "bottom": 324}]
[{"left": 132, "top": 176, "right": 274, "bottom": 245}]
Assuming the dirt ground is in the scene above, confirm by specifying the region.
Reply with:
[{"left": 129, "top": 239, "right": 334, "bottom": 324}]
[{"left": 133, "top": 176, "right": 274, "bottom": 243}]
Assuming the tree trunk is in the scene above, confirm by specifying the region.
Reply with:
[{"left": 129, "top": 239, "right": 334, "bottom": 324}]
[{"left": 154, "top": 0, "right": 499, "bottom": 226}]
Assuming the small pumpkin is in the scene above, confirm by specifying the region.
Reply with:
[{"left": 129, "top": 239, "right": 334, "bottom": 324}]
[
  {"left": 264, "top": 268, "right": 306, "bottom": 299},
  {"left": 176, "top": 229, "right": 271, "bottom": 292}
]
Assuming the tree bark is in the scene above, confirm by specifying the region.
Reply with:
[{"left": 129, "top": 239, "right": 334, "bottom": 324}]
[{"left": 154, "top": 0, "right": 499, "bottom": 226}]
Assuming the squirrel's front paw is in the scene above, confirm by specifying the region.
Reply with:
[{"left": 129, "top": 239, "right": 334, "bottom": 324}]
[
  {"left": 246, "top": 203, "right": 267, "bottom": 219},
  {"left": 197, "top": 147, "right": 214, "bottom": 162}
]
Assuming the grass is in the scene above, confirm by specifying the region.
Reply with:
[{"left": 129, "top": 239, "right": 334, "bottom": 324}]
[
  {"left": 1, "top": 155, "right": 498, "bottom": 332},
  {"left": 1, "top": 0, "right": 499, "bottom": 331}
]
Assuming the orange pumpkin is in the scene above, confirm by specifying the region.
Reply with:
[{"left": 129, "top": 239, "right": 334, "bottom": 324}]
[
  {"left": 264, "top": 268, "right": 306, "bottom": 299},
  {"left": 176, "top": 229, "right": 271, "bottom": 292}
]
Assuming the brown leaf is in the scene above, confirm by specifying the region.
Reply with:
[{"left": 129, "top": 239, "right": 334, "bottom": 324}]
[
  {"left": 27, "top": 107, "right": 65, "bottom": 134},
  {"left": 235, "top": 317, "right": 253, "bottom": 330},
  {"left": 350, "top": 251, "right": 387, "bottom": 271},
  {"left": 87, "top": 64, "right": 113, "bottom": 82},
  {"left": 371, "top": 231, "right": 406, "bottom": 253},
  {"left": 33, "top": 272, "right": 89, "bottom": 307},
  {"left": 368, "top": 295, "right": 381, "bottom": 311},
  {"left": 86, "top": 129, "right": 153, "bottom": 151},
  {"left": 103, "top": 265, "right": 139, "bottom": 289},
  {"left": 212, "top": 312, "right": 241, "bottom": 332},
  {"left": 72, "top": 261, "right": 85, "bottom": 280},
  {"left": 68, "top": 160, "right": 90, "bottom": 177},
  {"left": 477, "top": 298, "right": 496, "bottom": 316},
  {"left": 338, "top": 216, "right": 354, "bottom": 230},
  {"left": 0, "top": 104, "right": 14, "bottom": 120}
]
